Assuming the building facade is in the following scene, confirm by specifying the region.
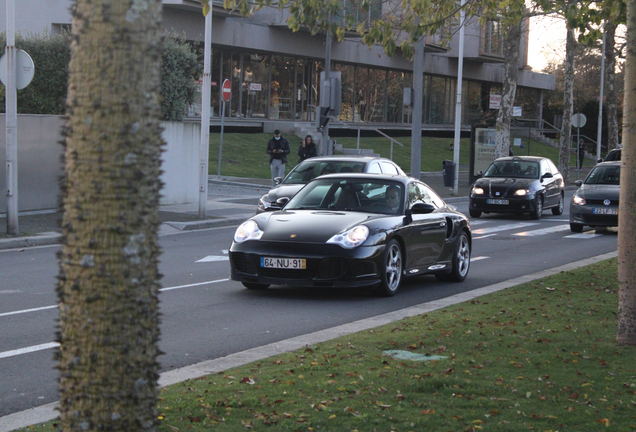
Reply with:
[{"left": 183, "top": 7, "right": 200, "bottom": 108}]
[{"left": 0, "top": 0, "right": 555, "bottom": 129}]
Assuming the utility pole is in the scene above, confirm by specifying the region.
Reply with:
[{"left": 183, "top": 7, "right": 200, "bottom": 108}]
[
  {"left": 198, "top": 8, "right": 212, "bottom": 219},
  {"left": 5, "top": 0, "right": 18, "bottom": 234},
  {"left": 596, "top": 24, "right": 606, "bottom": 161},
  {"left": 452, "top": 0, "right": 466, "bottom": 196},
  {"left": 410, "top": 27, "right": 425, "bottom": 180},
  {"left": 321, "top": 15, "right": 332, "bottom": 156}
]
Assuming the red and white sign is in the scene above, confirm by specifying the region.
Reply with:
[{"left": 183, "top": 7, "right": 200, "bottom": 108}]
[
  {"left": 249, "top": 83, "right": 262, "bottom": 91},
  {"left": 222, "top": 79, "right": 231, "bottom": 102},
  {"left": 489, "top": 94, "right": 501, "bottom": 110}
]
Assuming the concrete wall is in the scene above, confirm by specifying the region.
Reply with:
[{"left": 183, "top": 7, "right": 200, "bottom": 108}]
[{"left": 1, "top": 115, "right": 201, "bottom": 213}]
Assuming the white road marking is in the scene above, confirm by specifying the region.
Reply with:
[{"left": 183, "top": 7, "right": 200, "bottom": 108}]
[
  {"left": 514, "top": 224, "right": 571, "bottom": 237},
  {"left": 472, "top": 222, "right": 539, "bottom": 235},
  {"left": 0, "top": 342, "right": 59, "bottom": 359},
  {"left": 565, "top": 233, "right": 604, "bottom": 239},
  {"left": 196, "top": 256, "right": 229, "bottom": 262},
  {"left": 471, "top": 256, "right": 490, "bottom": 261},
  {"left": 0, "top": 278, "right": 231, "bottom": 360},
  {"left": 473, "top": 234, "right": 497, "bottom": 240},
  {"left": 0, "top": 279, "right": 229, "bottom": 319},
  {"left": 0, "top": 305, "right": 57, "bottom": 318}
]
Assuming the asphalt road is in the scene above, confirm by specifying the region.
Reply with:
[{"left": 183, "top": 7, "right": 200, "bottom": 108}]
[{"left": 0, "top": 190, "right": 618, "bottom": 419}]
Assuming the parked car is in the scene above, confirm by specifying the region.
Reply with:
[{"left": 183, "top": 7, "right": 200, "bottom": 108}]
[
  {"left": 469, "top": 156, "right": 564, "bottom": 220},
  {"left": 570, "top": 161, "right": 620, "bottom": 232},
  {"left": 597, "top": 148, "right": 621, "bottom": 163},
  {"left": 257, "top": 155, "right": 406, "bottom": 213},
  {"left": 231, "top": 173, "right": 471, "bottom": 297}
]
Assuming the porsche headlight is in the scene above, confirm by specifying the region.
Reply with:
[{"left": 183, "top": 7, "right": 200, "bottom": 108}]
[
  {"left": 234, "top": 220, "right": 264, "bottom": 243},
  {"left": 258, "top": 195, "right": 272, "bottom": 209},
  {"left": 514, "top": 189, "right": 529, "bottom": 196},
  {"left": 572, "top": 194, "right": 586, "bottom": 206},
  {"left": 327, "top": 225, "right": 369, "bottom": 249},
  {"left": 471, "top": 187, "right": 484, "bottom": 195}
]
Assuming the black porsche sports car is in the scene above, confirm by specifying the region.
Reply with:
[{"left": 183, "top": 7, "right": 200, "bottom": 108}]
[
  {"left": 570, "top": 161, "right": 620, "bottom": 232},
  {"left": 469, "top": 156, "right": 564, "bottom": 220},
  {"left": 230, "top": 174, "right": 471, "bottom": 296},
  {"left": 257, "top": 155, "right": 405, "bottom": 213}
]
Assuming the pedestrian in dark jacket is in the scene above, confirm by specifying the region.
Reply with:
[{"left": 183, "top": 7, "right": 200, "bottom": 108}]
[
  {"left": 298, "top": 135, "right": 318, "bottom": 162},
  {"left": 578, "top": 139, "right": 585, "bottom": 169},
  {"left": 267, "top": 129, "right": 291, "bottom": 186}
]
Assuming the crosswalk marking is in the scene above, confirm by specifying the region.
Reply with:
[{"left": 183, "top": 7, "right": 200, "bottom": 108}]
[
  {"left": 565, "top": 233, "right": 604, "bottom": 239},
  {"left": 514, "top": 224, "right": 570, "bottom": 236},
  {"left": 196, "top": 255, "right": 229, "bottom": 263},
  {"left": 472, "top": 222, "right": 539, "bottom": 235}
]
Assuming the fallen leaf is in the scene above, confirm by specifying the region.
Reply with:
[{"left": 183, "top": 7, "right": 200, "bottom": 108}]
[
  {"left": 597, "top": 418, "right": 610, "bottom": 426},
  {"left": 421, "top": 409, "right": 436, "bottom": 415}
]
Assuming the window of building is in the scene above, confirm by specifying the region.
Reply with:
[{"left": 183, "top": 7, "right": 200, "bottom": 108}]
[
  {"left": 483, "top": 20, "right": 504, "bottom": 57},
  {"left": 270, "top": 56, "right": 295, "bottom": 120},
  {"left": 386, "top": 71, "right": 405, "bottom": 123},
  {"left": 367, "top": 68, "right": 387, "bottom": 122},
  {"left": 335, "top": 63, "right": 354, "bottom": 122}
]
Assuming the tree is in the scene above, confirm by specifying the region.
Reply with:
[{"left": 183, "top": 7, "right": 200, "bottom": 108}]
[
  {"left": 618, "top": 0, "right": 636, "bottom": 345},
  {"left": 56, "top": 0, "right": 164, "bottom": 430},
  {"left": 161, "top": 34, "right": 201, "bottom": 121}
]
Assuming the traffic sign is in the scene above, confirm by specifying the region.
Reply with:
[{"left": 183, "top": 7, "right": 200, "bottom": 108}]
[
  {"left": 572, "top": 113, "right": 587, "bottom": 128},
  {"left": 0, "top": 49, "right": 35, "bottom": 90},
  {"left": 222, "top": 79, "right": 231, "bottom": 102}
]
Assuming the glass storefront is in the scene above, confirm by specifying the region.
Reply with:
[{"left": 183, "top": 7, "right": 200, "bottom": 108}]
[{"left": 188, "top": 45, "right": 538, "bottom": 127}]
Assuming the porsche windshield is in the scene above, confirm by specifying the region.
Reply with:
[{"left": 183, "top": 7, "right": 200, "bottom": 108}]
[
  {"left": 484, "top": 161, "right": 539, "bottom": 179},
  {"left": 283, "top": 161, "right": 366, "bottom": 185},
  {"left": 584, "top": 165, "right": 620, "bottom": 185},
  {"left": 285, "top": 178, "right": 404, "bottom": 215}
]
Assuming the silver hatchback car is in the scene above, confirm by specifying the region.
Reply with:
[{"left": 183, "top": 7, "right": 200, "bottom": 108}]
[{"left": 257, "top": 155, "right": 406, "bottom": 213}]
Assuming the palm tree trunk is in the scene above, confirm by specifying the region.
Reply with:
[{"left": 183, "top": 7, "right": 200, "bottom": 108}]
[
  {"left": 559, "top": 26, "right": 576, "bottom": 184},
  {"left": 617, "top": 0, "right": 636, "bottom": 346},
  {"left": 56, "top": 0, "right": 164, "bottom": 430}
]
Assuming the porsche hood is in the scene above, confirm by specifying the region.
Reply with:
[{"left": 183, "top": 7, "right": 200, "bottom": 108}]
[{"left": 251, "top": 210, "right": 381, "bottom": 243}]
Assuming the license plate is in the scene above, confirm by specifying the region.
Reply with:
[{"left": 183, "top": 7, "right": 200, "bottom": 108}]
[
  {"left": 261, "top": 257, "right": 306, "bottom": 269},
  {"left": 487, "top": 199, "right": 509, "bottom": 205},
  {"left": 593, "top": 208, "right": 618, "bottom": 215}
]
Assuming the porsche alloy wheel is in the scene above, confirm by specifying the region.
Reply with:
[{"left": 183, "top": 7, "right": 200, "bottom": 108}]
[
  {"left": 377, "top": 239, "right": 402, "bottom": 297},
  {"left": 436, "top": 231, "right": 470, "bottom": 282}
]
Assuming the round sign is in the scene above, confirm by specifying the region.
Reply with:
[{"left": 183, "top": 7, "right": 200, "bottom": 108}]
[
  {"left": 571, "top": 113, "right": 587, "bottom": 128},
  {"left": 0, "top": 49, "right": 35, "bottom": 90},
  {"left": 222, "top": 79, "right": 231, "bottom": 102}
]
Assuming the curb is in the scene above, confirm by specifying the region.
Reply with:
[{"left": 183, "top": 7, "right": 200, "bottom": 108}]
[
  {"left": 0, "top": 250, "right": 617, "bottom": 432},
  {"left": 0, "top": 232, "right": 63, "bottom": 251},
  {"left": 164, "top": 214, "right": 254, "bottom": 231}
]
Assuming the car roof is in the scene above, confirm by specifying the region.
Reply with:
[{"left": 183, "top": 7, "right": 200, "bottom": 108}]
[
  {"left": 595, "top": 161, "right": 621, "bottom": 167},
  {"left": 300, "top": 155, "right": 394, "bottom": 163},
  {"left": 493, "top": 156, "right": 546, "bottom": 162},
  {"left": 313, "top": 173, "right": 416, "bottom": 185}
]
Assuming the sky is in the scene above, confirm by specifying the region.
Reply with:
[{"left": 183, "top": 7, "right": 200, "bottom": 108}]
[{"left": 527, "top": 16, "right": 567, "bottom": 72}]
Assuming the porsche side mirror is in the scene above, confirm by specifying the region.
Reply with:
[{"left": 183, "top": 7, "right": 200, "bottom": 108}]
[
  {"left": 274, "top": 176, "right": 283, "bottom": 185},
  {"left": 575, "top": 180, "right": 583, "bottom": 187},
  {"left": 410, "top": 203, "right": 436, "bottom": 215},
  {"left": 276, "top": 197, "right": 290, "bottom": 207},
  {"left": 540, "top": 172, "right": 553, "bottom": 182},
  {"left": 597, "top": 158, "right": 602, "bottom": 163}
]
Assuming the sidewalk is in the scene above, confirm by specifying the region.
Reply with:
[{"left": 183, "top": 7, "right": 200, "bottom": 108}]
[{"left": 0, "top": 167, "right": 590, "bottom": 250}]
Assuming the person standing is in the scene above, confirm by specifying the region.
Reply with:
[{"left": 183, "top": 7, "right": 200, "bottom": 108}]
[
  {"left": 298, "top": 135, "right": 317, "bottom": 162},
  {"left": 578, "top": 139, "right": 585, "bottom": 169},
  {"left": 267, "top": 129, "right": 290, "bottom": 186}
]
